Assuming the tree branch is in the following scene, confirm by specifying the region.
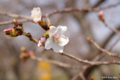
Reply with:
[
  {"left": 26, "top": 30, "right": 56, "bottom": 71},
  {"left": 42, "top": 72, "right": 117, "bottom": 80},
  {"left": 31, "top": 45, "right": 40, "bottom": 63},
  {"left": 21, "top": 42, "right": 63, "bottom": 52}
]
[
  {"left": 30, "top": 55, "right": 82, "bottom": 69},
  {"left": 0, "top": 2, "right": 120, "bottom": 25}
]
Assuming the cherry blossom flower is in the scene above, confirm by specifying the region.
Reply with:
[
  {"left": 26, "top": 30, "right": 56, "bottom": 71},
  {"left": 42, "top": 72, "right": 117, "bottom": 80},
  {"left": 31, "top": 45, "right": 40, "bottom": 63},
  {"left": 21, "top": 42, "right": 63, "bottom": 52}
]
[
  {"left": 31, "top": 7, "right": 42, "bottom": 23},
  {"left": 45, "top": 26, "right": 69, "bottom": 53}
]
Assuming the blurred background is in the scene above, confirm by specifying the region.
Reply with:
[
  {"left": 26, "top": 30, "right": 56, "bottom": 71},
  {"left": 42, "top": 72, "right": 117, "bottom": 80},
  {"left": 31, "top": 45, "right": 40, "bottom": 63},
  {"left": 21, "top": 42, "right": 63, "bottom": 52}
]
[{"left": 0, "top": 0, "right": 120, "bottom": 80}]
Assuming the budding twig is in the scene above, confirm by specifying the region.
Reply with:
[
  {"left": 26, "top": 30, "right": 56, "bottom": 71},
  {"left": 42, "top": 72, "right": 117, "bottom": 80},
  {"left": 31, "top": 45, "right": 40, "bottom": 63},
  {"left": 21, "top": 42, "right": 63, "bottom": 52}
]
[
  {"left": 0, "top": 2, "right": 120, "bottom": 25},
  {"left": 16, "top": 26, "right": 38, "bottom": 44},
  {"left": 16, "top": 25, "right": 120, "bottom": 66},
  {"left": 17, "top": 25, "right": 120, "bottom": 66},
  {"left": 44, "top": 2, "right": 120, "bottom": 17},
  {"left": 98, "top": 10, "right": 120, "bottom": 36}
]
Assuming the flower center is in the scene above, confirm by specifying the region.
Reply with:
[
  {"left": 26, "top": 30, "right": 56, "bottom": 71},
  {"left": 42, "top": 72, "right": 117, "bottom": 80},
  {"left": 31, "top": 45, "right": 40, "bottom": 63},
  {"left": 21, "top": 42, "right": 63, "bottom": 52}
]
[
  {"left": 32, "top": 14, "right": 38, "bottom": 18},
  {"left": 53, "top": 33, "right": 62, "bottom": 43}
]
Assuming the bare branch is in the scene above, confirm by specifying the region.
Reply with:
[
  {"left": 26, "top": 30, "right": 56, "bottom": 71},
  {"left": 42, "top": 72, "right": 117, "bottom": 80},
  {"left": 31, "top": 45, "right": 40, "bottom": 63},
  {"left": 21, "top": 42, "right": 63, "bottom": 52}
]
[
  {"left": 0, "top": 2, "right": 120, "bottom": 25},
  {"left": 45, "top": 15, "right": 51, "bottom": 25},
  {"left": 92, "top": 0, "right": 105, "bottom": 8},
  {"left": 103, "top": 22, "right": 120, "bottom": 35},
  {"left": 0, "top": 19, "right": 30, "bottom": 26},
  {"left": 30, "top": 55, "right": 82, "bottom": 69},
  {"left": 87, "top": 37, "right": 120, "bottom": 58}
]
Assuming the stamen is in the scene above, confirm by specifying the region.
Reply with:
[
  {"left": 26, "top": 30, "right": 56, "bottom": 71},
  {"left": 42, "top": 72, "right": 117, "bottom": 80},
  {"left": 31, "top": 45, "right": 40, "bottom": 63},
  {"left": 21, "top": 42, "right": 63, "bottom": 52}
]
[
  {"left": 33, "top": 15, "right": 38, "bottom": 17},
  {"left": 53, "top": 33, "right": 62, "bottom": 43}
]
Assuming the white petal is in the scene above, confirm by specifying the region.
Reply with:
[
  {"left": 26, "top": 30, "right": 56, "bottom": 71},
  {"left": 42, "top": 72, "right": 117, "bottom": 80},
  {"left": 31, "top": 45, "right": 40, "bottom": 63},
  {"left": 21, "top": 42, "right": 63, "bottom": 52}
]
[
  {"left": 32, "top": 7, "right": 41, "bottom": 14},
  {"left": 31, "top": 7, "right": 40, "bottom": 17},
  {"left": 59, "top": 35, "right": 69, "bottom": 46},
  {"left": 31, "top": 7, "right": 42, "bottom": 23},
  {"left": 49, "top": 26, "right": 56, "bottom": 37},
  {"left": 52, "top": 42, "right": 63, "bottom": 53},
  {"left": 57, "top": 26, "right": 67, "bottom": 34},
  {"left": 45, "top": 38, "right": 53, "bottom": 49},
  {"left": 34, "top": 7, "right": 41, "bottom": 13},
  {"left": 41, "top": 36, "right": 46, "bottom": 43}
]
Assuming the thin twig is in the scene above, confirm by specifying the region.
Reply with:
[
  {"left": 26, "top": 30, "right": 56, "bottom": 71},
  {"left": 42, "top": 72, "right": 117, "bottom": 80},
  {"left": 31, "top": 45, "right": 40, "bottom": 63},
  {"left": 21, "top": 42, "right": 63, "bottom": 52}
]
[
  {"left": 61, "top": 52, "right": 120, "bottom": 65},
  {"left": 0, "top": 11, "right": 32, "bottom": 20},
  {"left": 0, "top": 2, "right": 120, "bottom": 25},
  {"left": 45, "top": 15, "right": 51, "bottom": 25},
  {"left": 0, "top": 19, "right": 30, "bottom": 26},
  {"left": 44, "top": 2, "right": 120, "bottom": 17},
  {"left": 103, "top": 22, "right": 120, "bottom": 36},
  {"left": 30, "top": 55, "right": 82, "bottom": 69},
  {"left": 17, "top": 26, "right": 38, "bottom": 44},
  {"left": 87, "top": 38, "right": 120, "bottom": 58}
]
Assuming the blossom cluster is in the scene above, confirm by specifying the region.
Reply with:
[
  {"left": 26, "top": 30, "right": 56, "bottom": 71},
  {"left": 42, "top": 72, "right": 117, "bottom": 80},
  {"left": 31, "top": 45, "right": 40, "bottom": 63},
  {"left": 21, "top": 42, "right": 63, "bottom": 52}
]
[
  {"left": 4, "top": 7, "right": 69, "bottom": 53},
  {"left": 31, "top": 7, "right": 69, "bottom": 53}
]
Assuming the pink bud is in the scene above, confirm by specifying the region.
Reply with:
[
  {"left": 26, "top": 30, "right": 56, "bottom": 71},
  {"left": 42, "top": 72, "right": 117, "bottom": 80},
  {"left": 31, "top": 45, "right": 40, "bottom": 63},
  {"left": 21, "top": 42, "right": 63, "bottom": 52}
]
[
  {"left": 38, "top": 36, "right": 47, "bottom": 47},
  {"left": 98, "top": 10, "right": 104, "bottom": 16},
  {"left": 4, "top": 28, "right": 12, "bottom": 35},
  {"left": 38, "top": 40, "right": 42, "bottom": 47},
  {"left": 28, "top": 51, "right": 34, "bottom": 57},
  {"left": 98, "top": 10, "right": 104, "bottom": 22}
]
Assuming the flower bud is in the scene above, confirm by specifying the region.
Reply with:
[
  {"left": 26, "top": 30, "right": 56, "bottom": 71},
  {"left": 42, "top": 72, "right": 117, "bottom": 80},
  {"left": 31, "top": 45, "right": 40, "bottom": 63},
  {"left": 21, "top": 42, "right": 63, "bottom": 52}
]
[
  {"left": 4, "top": 28, "right": 12, "bottom": 35},
  {"left": 20, "top": 47, "right": 34, "bottom": 62},
  {"left": 21, "top": 47, "right": 26, "bottom": 53},
  {"left": 28, "top": 51, "right": 34, "bottom": 57},
  {"left": 98, "top": 10, "right": 104, "bottom": 22},
  {"left": 13, "top": 19, "right": 18, "bottom": 26},
  {"left": 87, "top": 37, "right": 91, "bottom": 43},
  {"left": 38, "top": 36, "right": 47, "bottom": 47},
  {"left": 19, "top": 52, "right": 29, "bottom": 62},
  {"left": 4, "top": 28, "right": 20, "bottom": 37},
  {"left": 20, "top": 47, "right": 29, "bottom": 62},
  {"left": 38, "top": 20, "right": 49, "bottom": 30}
]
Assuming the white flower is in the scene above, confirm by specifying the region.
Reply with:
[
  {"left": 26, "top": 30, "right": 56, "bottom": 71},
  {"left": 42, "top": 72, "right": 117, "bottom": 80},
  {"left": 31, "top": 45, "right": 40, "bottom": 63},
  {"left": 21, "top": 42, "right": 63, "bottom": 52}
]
[
  {"left": 45, "top": 26, "right": 69, "bottom": 53},
  {"left": 31, "top": 7, "right": 42, "bottom": 23}
]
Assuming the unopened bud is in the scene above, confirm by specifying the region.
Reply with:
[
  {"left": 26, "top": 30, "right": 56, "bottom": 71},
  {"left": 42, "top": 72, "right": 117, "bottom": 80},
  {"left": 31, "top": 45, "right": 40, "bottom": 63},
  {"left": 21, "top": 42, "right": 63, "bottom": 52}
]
[
  {"left": 4, "top": 28, "right": 12, "bottom": 35},
  {"left": 19, "top": 53, "right": 29, "bottom": 62},
  {"left": 18, "top": 23, "right": 23, "bottom": 27},
  {"left": 98, "top": 10, "right": 104, "bottom": 22},
  {"left": 21, "top": 47, "right": 26, "bottom": 52},
  {"left": 28, "top": 51, "right": 34, "bottom": 57},
  {"left": 38, "top": 20, "right": 49, "bottom": 30},
  {"left": 4, "top": 28, "right": 20, "bottom": 37},
  {"left": 38, "top": 36, "right": 47, "bottom": 47},
  {"left": 87, "top": 37, "right": 91, "bottom": 43},
  {"left": 20, "top": 47, "right": 33, "bottom": 62},
  {"left": 13, "top": 19, "right": 18, "bottom": 26}
]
